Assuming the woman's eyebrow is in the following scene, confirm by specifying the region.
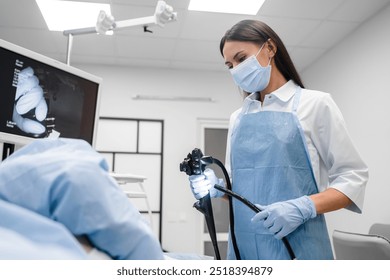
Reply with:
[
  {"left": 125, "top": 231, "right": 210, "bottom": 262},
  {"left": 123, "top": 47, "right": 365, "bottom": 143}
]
[
  {"left": 225, "top": 50, "right": 244, "bottom": 65},
  {"left": 233, "top": 50, "right": 244, "bottom": 60}
]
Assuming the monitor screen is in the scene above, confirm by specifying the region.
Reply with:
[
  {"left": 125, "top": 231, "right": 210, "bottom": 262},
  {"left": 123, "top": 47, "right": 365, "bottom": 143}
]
[{"left": 0, "top": 39, "right": 102, "bottom": 148}]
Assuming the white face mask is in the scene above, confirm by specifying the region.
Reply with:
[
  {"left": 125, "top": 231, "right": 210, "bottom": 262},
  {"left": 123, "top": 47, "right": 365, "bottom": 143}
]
[{"left": 230, "top": 43, "right": 271, "bottom": 93}]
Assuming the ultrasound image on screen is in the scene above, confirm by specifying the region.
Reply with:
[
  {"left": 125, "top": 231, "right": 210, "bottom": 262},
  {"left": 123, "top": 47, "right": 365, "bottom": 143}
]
[{"left": 0, "top": 46, "right": 99, "bottom": 145}]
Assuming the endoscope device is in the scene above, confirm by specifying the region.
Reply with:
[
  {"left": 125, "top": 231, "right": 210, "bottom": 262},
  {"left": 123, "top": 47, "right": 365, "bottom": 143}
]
[{"left": 180, "top": 148, "right": 295, "bottom": 260}]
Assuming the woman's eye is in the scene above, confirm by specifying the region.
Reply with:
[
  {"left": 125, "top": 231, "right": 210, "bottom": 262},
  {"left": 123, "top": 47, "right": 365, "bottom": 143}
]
[
  {"left": 225, "top": 63, "right": 233, "bottom": 69},
  {"left": 238, "top": 56, "right": 246, "bottom": 63}
]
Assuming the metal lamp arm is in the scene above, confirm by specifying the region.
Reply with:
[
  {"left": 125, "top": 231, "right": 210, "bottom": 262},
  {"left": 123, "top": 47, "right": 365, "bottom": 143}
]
[{"left": 63, "top": 1, "right": 177, "bottom": 65}]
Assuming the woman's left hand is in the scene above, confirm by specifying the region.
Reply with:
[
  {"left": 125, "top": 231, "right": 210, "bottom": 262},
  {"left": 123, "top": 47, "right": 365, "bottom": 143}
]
[{"left": 251, "top": 196, "right": 317, "bottom": 239}]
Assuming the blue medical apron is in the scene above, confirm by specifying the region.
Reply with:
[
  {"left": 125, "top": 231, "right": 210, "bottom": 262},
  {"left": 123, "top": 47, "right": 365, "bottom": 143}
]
[{"left": 228, "top": 87, "right": 333, "bottom": 260}]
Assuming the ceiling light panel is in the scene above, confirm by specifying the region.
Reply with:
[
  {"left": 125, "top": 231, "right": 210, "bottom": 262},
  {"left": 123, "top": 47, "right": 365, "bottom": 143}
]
[
  {"left": 188, "top": 0, "right": 265, "bottom": 15},
  {"left": 36, "top": 0, "right": 111, "bottom": 31}
]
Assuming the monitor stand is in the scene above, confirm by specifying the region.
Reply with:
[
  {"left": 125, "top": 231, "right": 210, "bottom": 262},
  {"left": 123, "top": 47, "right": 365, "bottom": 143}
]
[{"left": 2, "top": 143, "right": 15, "bottom": 161}]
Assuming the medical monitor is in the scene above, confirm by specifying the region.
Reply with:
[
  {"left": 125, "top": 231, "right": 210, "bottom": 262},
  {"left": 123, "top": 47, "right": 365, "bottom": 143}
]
[{"left": 0, "top": 39, "right": 102, "bottom": 150}]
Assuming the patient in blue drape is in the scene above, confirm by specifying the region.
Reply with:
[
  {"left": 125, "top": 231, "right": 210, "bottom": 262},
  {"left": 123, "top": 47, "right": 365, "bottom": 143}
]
[
  {"left": 0, "top": 199, "right": 87, "bottom": 259},
  {"left": 0, "top": 138, "right": 164, "bottom": 260}
]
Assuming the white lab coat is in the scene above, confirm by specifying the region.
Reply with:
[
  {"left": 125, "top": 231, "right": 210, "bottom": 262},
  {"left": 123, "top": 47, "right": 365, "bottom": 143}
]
[{"left": 225, "top": 80, "right": 368, "bottom": 213}]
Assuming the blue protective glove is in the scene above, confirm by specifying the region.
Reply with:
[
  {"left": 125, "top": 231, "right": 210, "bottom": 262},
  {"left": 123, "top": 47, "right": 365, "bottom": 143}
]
[
  {"left": 188, "top": 168, "right": 225, "bottom": 200},
  {"left": 251, "top": 196, "right": 317, "bottom": 239}
]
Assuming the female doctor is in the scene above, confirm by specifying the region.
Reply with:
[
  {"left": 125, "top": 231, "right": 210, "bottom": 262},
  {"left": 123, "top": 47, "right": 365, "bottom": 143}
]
[{"left": 189, "top": 19, "right": 368, "bottom": 259}]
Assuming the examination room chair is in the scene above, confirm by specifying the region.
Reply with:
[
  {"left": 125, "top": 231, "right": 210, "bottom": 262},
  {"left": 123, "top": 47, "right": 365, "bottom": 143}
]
[
  {"left": 332, "top": 229, "right": 390, "bottom": 259},
  {"left": 368, "top": 223, "right": 390, "bottom": 240}
]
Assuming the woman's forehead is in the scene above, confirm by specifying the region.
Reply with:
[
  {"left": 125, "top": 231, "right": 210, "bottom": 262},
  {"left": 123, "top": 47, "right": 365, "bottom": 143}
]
[{"left": 223, "top": 41, "right": 259, "bottom": 57}]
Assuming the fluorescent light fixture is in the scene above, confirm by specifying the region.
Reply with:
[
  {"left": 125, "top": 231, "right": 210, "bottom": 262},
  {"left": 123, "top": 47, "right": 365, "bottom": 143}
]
[
  {"left": 188, "top": 0, "right": 265, "bottom": 15},
  {"left": 132, "top": 95, "right": 215, "bottom": 102},
  {"left": 36, "top": 0, "right": 111, "bottom": 31}
]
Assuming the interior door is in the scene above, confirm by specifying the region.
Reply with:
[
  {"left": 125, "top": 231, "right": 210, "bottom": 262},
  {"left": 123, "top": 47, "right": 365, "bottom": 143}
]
[{"left": 198, "top": 119, "right": 229, "bottom": 259}]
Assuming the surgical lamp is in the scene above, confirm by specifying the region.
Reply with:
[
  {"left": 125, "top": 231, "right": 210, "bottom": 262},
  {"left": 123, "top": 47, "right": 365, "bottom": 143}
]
[{"left": 63, "top": 1, "right": 177, "bottom": 65}]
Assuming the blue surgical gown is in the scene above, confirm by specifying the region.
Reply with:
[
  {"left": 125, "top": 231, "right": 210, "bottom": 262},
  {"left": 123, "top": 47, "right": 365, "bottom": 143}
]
[{"left": 0, "top": 138, "right": 164, "bottom": 260}]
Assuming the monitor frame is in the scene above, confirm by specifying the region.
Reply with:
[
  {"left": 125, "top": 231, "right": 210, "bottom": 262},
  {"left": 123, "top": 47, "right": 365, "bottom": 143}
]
[{"left": 0, "top": 38, "right": 102, "bottom": 149}]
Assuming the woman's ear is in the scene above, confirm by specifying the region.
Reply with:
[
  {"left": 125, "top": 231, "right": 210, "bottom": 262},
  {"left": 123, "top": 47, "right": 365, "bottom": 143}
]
[{"left": 266, "top": 39, "right": 277, "bottom": 58}]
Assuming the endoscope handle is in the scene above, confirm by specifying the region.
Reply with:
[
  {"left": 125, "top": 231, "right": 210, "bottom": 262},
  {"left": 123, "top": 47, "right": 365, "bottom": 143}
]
[
  {"left": 179, "top": 148, "right": 221, "bottom": 259},
  {"left": 193, "top": 194, "right": 221, "bottom": 260},
  {"left": 214, "top": 185, "right": 296, "bottom": 260}
]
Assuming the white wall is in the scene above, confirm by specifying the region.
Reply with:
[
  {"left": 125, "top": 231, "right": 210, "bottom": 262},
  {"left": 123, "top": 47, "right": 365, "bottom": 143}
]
[
  {"left": 76, "top": 64, "right": 241, "bottom": 254},
  {"left": 302, "top": 4, "right": 390, "bottom": 237}
]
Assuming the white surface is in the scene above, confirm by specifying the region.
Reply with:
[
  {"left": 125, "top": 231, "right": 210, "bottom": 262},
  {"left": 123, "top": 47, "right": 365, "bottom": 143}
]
[{"left": 302, "top": 3, "right": 390, "bottom": 250}]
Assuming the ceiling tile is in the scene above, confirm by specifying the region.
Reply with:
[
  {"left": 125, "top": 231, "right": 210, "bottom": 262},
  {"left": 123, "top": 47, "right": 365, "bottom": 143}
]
[
  {"left": 259, "top": 0, "right": 346, "bottom": 20},
  {"left": 0, "top": 0, "right": 47, "bottom": 29},
  {"left": 260, "top": 16, "right": 322, "bottom": 46},
  {"left": 299, "top": 20, "right": 359, "bottom": 48},
  {"left": 113, "top": 57, "right": 172, "bottom": 69},
  {"left": 0, "top": 0, "right": 388, "bottom": 73},
  {"left": 173, "top": 39, "right": 222, "bottom": 63},
  {"left": 289, "top": 47, "right": 327, "bottom": 72},
  {"left": 328, "top": 0, "right": 390, "bottom": 22},
  {"left": 112, "top": 0, "right": 191, "bottom": 10},
  {"left": 179, "top": 11, "right": 252, "bottom": 41},
  {"left": 115, "top": 36, "right": 177, "bottom": 59},
  {"left": 0, "top": 27, "right": 58, "bottom": 54},
  {"left": 71, "top": 54, "right": 118, "bottom": 66},
  {"left": 71, "top": 34, "right": 118, "bottom": 56}
]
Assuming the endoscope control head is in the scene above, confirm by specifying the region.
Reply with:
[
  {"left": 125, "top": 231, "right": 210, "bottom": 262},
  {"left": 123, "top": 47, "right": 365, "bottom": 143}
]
[{"left": 179, "top": 148, "right": 205, "bottom": 176}]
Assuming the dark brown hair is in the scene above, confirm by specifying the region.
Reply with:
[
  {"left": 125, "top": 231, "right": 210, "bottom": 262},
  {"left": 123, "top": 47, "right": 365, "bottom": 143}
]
[{"left": 220, "top": 19, "right": 304, "bottom": 88}]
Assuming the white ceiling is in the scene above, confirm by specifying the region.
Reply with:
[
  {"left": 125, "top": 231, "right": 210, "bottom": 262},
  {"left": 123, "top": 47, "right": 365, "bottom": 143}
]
[{"left": 0, "top": 0, "right": 389, "bottom": 72}]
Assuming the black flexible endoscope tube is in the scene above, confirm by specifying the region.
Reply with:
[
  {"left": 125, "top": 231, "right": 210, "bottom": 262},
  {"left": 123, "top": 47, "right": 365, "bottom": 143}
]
[
  {"left": 206, "top": 156, "right": 296, "bottom": 260},
  {"left": 194, "top": 194, "right": 221, "bottom": 260},
  {"left": 202, "top": 156, "right": 241, "bottom": 260},
  {"left": 214, "top": 185, "right": 296, "bottom": 260},
  {"left": 200, "top": 155, "right": 296, "bottom": 259}
]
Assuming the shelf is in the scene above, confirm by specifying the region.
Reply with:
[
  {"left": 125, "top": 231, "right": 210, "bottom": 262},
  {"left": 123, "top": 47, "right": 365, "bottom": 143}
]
[{"left": 110, "top": 172, "right": 153, "bottom": 230}]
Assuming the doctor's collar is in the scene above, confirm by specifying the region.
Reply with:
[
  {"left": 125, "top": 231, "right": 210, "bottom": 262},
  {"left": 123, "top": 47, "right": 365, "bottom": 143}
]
[
  {"left": 243, "top": 80, "right": 298, "bottom": 105},
  {"left": 245, "top": 91, "right": 260, "bottom": 101},
  {"left": 264, "top": 80, "right": 297, "bottom": 103}
]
